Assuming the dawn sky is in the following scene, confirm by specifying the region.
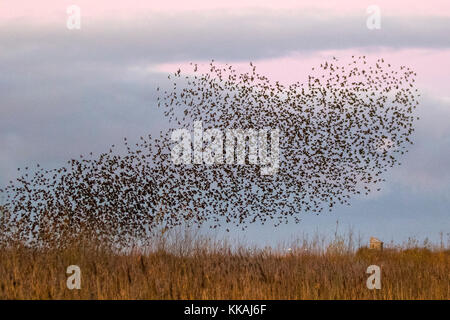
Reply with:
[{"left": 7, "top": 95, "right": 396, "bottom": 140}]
[{"left": 1, "top": 1, "right": 449, "bottom": 246}]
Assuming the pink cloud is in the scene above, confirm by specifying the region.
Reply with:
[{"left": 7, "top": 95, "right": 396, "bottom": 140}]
[
  {"left": 2, "top": 0, "right": 450, "bottom": 22},
  {"left": 155, "top": 48, "right": 450, "bottom": 97}
]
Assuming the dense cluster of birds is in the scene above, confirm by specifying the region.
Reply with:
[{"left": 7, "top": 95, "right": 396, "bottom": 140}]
[{"left": 0, "top": 56, "right": 419, "bottom": 248}]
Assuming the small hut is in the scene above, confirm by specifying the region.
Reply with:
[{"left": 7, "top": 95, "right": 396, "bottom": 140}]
[{"left": 369, "top": 237, "right": 383, "bottom": 251}]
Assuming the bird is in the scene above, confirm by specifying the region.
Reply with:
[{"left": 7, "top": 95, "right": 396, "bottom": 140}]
[{"left": 0, "top": 56, "right": 420, "bottom": 249}]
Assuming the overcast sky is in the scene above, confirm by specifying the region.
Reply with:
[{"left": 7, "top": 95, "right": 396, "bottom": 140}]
[{"left": 1, "top": 1, "right": 449, "bottom": 246}]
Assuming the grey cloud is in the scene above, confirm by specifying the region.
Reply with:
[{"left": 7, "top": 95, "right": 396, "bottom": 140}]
[
  {"left": 0, "top": 10, "right": 449, "bottom": 66},
  {"left": 0, "top": 61, "right": 167, "bottom": 186},
  {"left": 1, "top": 9, "right": 449, "bottom": 193},
  {"left": 390, "top": 95, "right": 450, "bottom": 195}
]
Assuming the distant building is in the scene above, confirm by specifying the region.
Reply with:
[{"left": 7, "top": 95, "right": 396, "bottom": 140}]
[{"left": 369, "top": 237, "right": 383, "bottom": 251}]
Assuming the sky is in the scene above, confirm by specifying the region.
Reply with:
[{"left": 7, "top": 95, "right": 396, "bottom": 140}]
[{"left": 1, "top": 1, "right": 449, "bottom": 246}]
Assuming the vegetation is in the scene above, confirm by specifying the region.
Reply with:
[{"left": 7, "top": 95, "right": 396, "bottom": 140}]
[{"left": 0, "top": 229, "right": 448, "bottom": 299}]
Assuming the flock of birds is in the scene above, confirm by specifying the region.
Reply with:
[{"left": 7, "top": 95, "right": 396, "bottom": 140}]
[{"left": 0, "top": 56, "right": 420, "bottom": 248}]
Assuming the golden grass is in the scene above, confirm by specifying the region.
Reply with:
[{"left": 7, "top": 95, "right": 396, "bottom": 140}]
[{"left": 0, "top": 231, "right": 448, "bottom": 300}]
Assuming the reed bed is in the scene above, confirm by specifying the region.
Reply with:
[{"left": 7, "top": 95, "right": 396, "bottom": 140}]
[{"left": 0, "top": 229, "right": 448, "bottom": 300}]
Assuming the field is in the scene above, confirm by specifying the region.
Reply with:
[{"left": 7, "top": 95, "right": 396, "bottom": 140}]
[{"left": 0, "top": 230, "right": 448, "bottom": 300}]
